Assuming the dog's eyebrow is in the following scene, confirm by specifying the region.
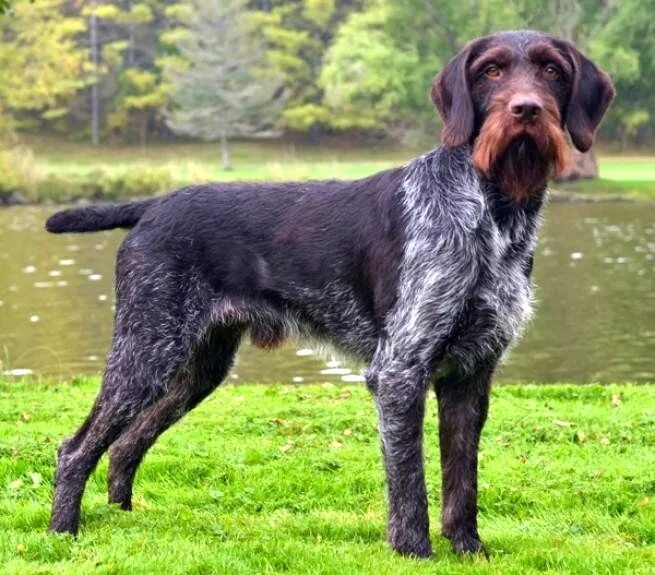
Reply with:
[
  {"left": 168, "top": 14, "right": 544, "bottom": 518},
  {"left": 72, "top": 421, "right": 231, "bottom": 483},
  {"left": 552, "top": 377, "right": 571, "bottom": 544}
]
[
  {"left": 470, "top": 46, "right": 514, "bottom": 75},
  {"left": 527, "top": 43, "right": 572, "bottom": 76}
]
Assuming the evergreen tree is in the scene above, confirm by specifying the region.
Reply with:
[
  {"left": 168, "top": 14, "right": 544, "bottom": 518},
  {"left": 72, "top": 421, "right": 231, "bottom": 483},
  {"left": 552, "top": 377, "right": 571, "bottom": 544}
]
[{"left": 165, "top": 0, "right": 284, "bottom": 169}]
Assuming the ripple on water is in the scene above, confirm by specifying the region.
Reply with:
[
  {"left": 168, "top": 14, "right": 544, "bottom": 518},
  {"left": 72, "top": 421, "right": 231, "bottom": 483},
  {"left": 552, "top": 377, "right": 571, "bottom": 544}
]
[
  {"left": 2, "top": 368, "right": 33, "bottom": 377},
  {"left": 320, "top": 368, "right": 351, "bottom": 376},
  {"left": 0, "top": 203, "right": 653, "bottom": 383}
]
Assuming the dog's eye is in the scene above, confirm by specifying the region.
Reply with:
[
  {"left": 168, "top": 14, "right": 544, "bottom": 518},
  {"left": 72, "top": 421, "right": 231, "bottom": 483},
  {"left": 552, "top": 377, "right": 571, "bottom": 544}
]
[
  {"left": 544, "top": 64, "right": 560, "bottom": 80},
  {"left": 484, "top": 64, "right": 501, "bottom": 78}
]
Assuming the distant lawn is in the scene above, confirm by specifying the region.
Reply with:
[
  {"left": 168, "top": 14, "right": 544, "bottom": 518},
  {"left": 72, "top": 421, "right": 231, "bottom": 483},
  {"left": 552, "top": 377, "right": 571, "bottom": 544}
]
[
  {"left": 599, "top": 157, "right": 655, "bottom": 182},
  {"left": 23, "top": 136, "right": 408, "bottom": 183},
  {"left": 1, "top": 379, "right": 653, "bottom": 574},
  {"left": 12, "top": 135, "right": 655, "bottom": 201}
]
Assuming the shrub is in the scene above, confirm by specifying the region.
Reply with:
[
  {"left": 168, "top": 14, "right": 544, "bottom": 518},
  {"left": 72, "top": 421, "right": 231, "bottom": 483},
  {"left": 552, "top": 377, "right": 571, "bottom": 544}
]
[
  {"left": 0, "top": 146, "right": 41, "bottom": 201},
  {"left": 34, "top": 167, "right": 173, "bottom": 203}
]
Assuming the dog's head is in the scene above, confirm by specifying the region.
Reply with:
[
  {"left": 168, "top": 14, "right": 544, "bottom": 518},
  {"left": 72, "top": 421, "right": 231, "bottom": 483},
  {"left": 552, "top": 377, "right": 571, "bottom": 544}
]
[{"left": 431, "top": 30, "right": 615, "bottom": 199}]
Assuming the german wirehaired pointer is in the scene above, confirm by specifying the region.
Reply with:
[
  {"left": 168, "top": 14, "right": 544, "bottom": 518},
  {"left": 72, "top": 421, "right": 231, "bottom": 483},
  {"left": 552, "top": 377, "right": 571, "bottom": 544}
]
[{"left": 46, "top": 30, "right": 614, "bottom": 557}]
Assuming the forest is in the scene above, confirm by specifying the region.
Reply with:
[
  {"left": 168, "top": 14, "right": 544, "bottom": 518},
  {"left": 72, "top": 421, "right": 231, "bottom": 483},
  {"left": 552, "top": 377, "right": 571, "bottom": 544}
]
[{"left": 0, "top": 0, "right": 653, "bottom": 154}]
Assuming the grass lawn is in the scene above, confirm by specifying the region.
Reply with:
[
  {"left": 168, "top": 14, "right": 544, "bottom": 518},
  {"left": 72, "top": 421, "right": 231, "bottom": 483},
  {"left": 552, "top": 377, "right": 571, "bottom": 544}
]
[
  {"left": 1, "top": 379, "right": 653, "bottom": 574},
  {"left": 17, "top": 136, "right": 655, "bottom": 201},
  {"left": 25, "top": 137, "right": 408, "bottom": 183}
]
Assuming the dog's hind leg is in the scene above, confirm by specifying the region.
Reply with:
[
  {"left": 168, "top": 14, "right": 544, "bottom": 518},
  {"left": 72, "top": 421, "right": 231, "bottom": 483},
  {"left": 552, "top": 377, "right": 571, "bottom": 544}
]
[
  {"left": 49, "top": 257, "right": 206, "bottom": 535},
  {"left": 435, "top": 363, "right": 494, "bottom": 555},
  {"left": 107, "top": 324, "right": 242, "bottom": 510},
  {"left": 49, "top": 339, "right": 188, "bottom": 533}
]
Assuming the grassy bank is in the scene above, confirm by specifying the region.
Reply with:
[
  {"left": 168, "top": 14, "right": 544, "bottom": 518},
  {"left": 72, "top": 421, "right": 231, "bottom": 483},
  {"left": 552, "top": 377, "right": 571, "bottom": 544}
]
[
  {"left": 554, "top": 157, "right": 655, "bottom": 200},
  {"left": 1, "top": 379, "right": 653, "bottom": 574},
  {"left": 3, "top": 137, "right": 655, "bottom": 203}
]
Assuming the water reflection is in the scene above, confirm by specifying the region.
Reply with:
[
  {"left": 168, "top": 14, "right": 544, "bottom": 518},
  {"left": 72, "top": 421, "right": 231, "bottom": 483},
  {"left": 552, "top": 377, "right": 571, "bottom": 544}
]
[{"left": 0, "top": 202, "right": 653, "bottom": 383}]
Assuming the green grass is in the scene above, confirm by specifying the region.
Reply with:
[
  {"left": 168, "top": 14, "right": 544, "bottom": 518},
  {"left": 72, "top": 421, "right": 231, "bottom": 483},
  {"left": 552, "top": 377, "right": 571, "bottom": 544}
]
[
  {"left": 552, "top": 155, "right": 655, "bottom": 200},
  {"left": 599, "top": 157, "right": 655, "bottom": 182},
  {"left": 24, "top": 136, "right": 408, "bottom": 183},
  {"left": 1, "top": 379, "right": 654, "bottom": 574},
  {"left": 21, "top": 136, "right": 655, "bottom": 201}
]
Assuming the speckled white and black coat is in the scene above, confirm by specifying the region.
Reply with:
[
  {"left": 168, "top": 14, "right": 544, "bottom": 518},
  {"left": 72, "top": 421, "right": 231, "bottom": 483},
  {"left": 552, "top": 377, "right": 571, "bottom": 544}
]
[
  {"left": 376, "top": 145, "right": 541, "bottom": 378},
  {"left": 46, "top": 145, "right": 546, "bottom": 556},
  {"left": 45, "top": 26, "right": 616, "bottom": 559}
]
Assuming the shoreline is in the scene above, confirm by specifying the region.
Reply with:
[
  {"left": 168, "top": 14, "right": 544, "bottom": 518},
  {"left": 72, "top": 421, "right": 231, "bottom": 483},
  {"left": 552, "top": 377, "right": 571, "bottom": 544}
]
[{"left": 2, "top": 184, "right": 654, "bottom": 207}]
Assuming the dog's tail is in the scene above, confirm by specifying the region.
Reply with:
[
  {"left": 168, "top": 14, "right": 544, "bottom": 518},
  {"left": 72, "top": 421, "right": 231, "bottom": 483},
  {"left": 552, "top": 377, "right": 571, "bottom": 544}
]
[{"left": 45, "top": 198, "right": 158, "bottom": 234}]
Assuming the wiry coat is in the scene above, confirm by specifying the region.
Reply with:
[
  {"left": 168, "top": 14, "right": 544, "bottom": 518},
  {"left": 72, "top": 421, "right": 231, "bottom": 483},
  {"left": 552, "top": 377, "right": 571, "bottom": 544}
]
[{"left": 46, "top": 30, "right": 615, "bottom": 558}]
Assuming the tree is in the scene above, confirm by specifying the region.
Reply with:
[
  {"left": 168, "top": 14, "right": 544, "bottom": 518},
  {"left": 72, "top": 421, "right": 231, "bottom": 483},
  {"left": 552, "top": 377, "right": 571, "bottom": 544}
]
[
  {"left": 321, "top": 0, "right": 524, "bottom": 138},
  {"left": 165, "top": 0, "right": 284, "bottom": 169},
  {"left": 106, "top": 0, "right": 178, "bottom": 144},
  {"left": 250, "top": 0, "right": 362, "bottom": 141},
  {"left": 588, "top": 0, "right": 655, "bottom": 147},
  {"left": 0, "top": 0, "right": 86, "bottom": 131}
]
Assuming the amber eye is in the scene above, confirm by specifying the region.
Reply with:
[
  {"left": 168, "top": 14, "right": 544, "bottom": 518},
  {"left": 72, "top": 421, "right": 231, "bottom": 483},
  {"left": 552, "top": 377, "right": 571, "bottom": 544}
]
[
  {"left": 544, "top": 63, "right": 560, "bottom": 80},
  {"left": 484, "top": 64, "right": 501, "bottom": 78}
]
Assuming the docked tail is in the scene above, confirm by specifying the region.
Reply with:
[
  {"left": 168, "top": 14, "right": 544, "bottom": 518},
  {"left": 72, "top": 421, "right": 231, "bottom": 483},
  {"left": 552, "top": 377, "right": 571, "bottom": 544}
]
[{"left": 45, "top": 198, "right": 158, "bottom": 233}]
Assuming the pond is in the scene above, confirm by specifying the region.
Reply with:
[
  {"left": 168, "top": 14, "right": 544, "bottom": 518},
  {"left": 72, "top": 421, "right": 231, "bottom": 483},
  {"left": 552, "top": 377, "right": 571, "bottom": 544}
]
[{"left": 0, "top": 201, "right": 653, "bottom": 384}]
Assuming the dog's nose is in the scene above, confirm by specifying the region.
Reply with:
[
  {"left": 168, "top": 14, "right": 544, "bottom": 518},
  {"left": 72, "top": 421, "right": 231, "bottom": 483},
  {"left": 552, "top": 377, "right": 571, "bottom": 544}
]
[{"left": 509, "top": 96, "right": 543, "bottom": 122}]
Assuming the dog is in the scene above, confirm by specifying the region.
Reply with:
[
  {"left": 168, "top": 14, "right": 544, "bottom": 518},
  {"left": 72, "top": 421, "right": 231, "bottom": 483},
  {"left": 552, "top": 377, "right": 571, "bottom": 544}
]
[{"left": 45, "top": 30, "right": 614, "bottom": 557}]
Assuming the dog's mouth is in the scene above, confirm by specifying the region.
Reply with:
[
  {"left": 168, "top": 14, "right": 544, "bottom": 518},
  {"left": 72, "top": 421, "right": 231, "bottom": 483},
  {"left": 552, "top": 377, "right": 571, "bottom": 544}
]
[{"left": 472, "top": 103, "right": 572, "bottom": 200}]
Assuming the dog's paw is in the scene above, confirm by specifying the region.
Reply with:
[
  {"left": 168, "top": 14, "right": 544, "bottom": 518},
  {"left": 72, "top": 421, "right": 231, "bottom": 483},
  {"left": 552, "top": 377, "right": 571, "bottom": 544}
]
[
  {"left": 389, "top": 533, "right": 433, "bottom": 558},
  {"left": 48, "top": 514, "right": 80, "bottom": 536},
  {"left": 449, "top": 530, "right": 487, "bottom": 556}
]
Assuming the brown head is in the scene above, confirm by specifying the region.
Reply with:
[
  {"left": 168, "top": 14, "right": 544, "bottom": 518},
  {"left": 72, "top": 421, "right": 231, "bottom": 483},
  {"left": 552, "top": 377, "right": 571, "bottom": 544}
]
[{"left": 431, "top": 30, "right": 615, "bottom": 200}]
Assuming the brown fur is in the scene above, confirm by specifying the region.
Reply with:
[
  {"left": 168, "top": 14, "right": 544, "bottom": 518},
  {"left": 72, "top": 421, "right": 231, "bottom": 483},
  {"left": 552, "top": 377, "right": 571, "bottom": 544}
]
[{"left": 472, "top": 92, "right": 571, "bottom": 200}]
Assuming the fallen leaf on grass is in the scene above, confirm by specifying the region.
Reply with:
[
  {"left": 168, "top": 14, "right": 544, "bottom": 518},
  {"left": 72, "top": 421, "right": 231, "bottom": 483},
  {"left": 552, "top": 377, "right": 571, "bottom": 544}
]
[
  {"left": 132, "top": 497, "right": 152, "bottom": 510},
  {"left": 553, "top": 419, "right": 574, "bottom": 427},
  {"left": 330, "top": 440, "right": 343, "bottom": 449},
  {"left": 279, "top": 443, "right": 293, "bottom": 453}
]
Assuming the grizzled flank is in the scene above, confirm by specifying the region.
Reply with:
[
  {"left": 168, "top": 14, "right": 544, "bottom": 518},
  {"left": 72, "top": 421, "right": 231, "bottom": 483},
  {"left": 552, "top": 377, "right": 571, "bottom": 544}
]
[{"left": 45, "top": 30, "right": 614, "bottom": 558}]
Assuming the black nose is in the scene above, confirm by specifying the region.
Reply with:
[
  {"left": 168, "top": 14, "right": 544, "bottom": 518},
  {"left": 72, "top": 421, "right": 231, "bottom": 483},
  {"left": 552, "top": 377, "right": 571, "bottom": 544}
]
[{"left": 509, "top": 97, "right": 543, "bottom": 122}]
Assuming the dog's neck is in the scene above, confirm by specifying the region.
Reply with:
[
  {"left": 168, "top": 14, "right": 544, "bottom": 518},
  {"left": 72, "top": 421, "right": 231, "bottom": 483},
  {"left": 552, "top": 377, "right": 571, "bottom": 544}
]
[
  {"left": 439, "top": 144, "right": 548, "bottom": 211},
  {"left": 414, "top": 146, "right": 546, "bottom": 233},
  {"left": 490, "top": 140, "right": 550, "bottom": 201}
]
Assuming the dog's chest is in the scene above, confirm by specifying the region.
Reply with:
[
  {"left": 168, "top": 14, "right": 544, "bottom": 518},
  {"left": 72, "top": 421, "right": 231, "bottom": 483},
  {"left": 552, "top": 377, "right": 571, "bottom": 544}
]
[
  {"left": 449, "top": 209, "right": 536, "bottom": 367},
  {"left": 480, "top": 215, "right": 533, "bottom": 322}
]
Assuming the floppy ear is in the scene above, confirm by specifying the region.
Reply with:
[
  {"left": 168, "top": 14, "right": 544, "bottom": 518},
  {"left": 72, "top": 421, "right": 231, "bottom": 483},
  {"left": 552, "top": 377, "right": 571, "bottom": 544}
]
[
  {"left": 431, "top": 46, "right": 474, "bottom": 148},
  {"left": 565, "top": 44, "right": 615, "bottom": 152}
]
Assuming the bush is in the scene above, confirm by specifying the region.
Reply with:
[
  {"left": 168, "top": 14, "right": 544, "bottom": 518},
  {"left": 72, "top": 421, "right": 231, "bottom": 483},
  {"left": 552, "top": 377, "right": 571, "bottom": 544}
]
[
  {"left": 69, "top": 168, "right": 173, "bottom": 201},
  {"left": 0, "top": 147, "right": 173, "bottom": 204},
  {"left": 0, "top": 146, "right": 41, "bottom": 201},
  {"left": 27, "top": 167, "right": 174, "bottom": 203}
]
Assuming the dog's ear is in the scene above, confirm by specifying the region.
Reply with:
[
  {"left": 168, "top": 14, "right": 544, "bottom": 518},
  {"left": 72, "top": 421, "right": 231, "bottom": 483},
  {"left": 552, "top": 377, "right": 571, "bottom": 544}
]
[
  {"left": 564, "top": 44, "right": 615, "bottom": 152},
  {"left": 431, "top": 46, "right": 474, "bottom": 148}
]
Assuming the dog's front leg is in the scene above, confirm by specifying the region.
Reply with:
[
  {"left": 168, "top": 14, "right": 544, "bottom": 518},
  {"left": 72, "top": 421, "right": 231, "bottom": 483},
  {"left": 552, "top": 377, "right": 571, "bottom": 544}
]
[
  {"left": 368, "top": 356, "right": 432, "bottom": 558},
  {"left": 435, "top": 364, "right": 494, "bottom": 554}
]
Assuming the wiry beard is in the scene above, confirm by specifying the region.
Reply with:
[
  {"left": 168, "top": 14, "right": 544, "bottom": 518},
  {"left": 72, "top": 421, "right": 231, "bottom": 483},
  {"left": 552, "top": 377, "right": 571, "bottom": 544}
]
[{"left": 472, "top": 97, "right": 571, "bottom": 201}]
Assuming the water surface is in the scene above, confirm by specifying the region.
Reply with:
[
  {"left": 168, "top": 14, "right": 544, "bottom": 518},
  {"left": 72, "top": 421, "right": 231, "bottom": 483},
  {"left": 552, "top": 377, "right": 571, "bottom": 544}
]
[{"left": 0, "top": 202, "right": 653, "bottom": 383}]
